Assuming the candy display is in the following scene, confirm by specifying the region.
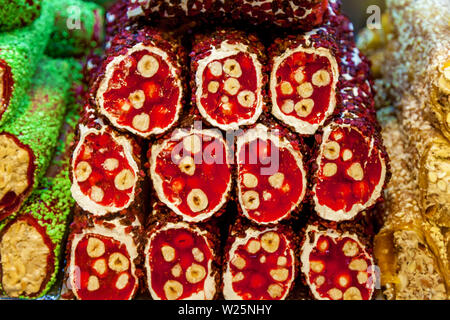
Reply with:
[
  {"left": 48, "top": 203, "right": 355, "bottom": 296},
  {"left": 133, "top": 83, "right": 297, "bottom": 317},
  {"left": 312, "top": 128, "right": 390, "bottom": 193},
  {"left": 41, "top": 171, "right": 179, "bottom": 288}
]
[
  {"left": 0, "top": 57, "right": 76, "bottom": 222},
  {"left": 93, "top": 27, "right": 186, "bottom": 138},
  {"left": 0, "top": 97, "right": 81, "bottom": 298},
  {"left": 0, "top": 0, "right": 447, "bottom": 302},
  {"left": 190, "top": 29, "right": 266, "bottom": 131},
  {"left": 222, "top": 221, "right": 298, "bottom": 300}
]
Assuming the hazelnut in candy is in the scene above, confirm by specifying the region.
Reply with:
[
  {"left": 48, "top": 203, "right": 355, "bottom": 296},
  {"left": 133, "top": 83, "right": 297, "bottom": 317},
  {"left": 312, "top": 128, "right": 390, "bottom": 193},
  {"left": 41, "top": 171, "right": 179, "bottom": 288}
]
[
  {"left": 149, "top": 126, "right": 232, "bottom": 223},
  {"left": 223, "top": 225, "right": 297, "bottom": 300},
  {"left": 95, "top": 27, "right": 185, "bottom": 138},
  {"left": 269, "top": 30, "right": 339, "bottom": 135},
  {"left": 236, "top": 124, "right": 307, "bottom": 224},
  {"left": 300, "top": 224, "right": 376, "bottom": 300},
  {"left": 66, "top": 217, "right": 140, "bottom": 300},
  {"left": 144, "top": 220, "right": 220, "bottom": 300},
  {"left": 190, "top": 29, "right": 266, "bottom": 131},
  {"left": 71, "top": 105, "right": 142, "bottom": 217}
]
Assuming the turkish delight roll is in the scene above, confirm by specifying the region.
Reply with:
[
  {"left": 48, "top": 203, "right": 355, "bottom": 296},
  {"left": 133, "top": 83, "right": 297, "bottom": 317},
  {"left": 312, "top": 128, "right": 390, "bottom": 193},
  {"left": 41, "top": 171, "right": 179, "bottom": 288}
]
[
  {"left": 64, "top": 213, "right": 142, "bottom": 300},
  {"left": 0, "top": 0, "right": 42, "bottom": 32},
  {"left": 190, "top": 29, "right": 267, "bottom": 131},
  {"left": 300, "top": 221, "right": 377, "bottom": 300},
  {"left": 70, "top": 103, "right": 145, "bottom": 217},
  {"left": 47, "top": 0, "right": 105, "bottom": 57},
  {"left": 94, "top": 27, "right": 186, "bottom": 138},
  {"left": 268, "top": 30, "right": 340, "bottom": 135},
  {"left": 0, "top": 57, "right": 75, "bottom": 222},
  {"left": 0, "top": 100, "right": 81, "bottom": 299},
  {"left": 374, "top": 109, "right": 448, "bottom": 300},
  {"left": 144, "top": 212, "right": 221, "bottom": 300},
  {"left": 235, "top": 123, "right": 308, "bottom": 225},
  {"left": 149, "top": 123, "right": 233, "bottom": 223},
  {"left": 223, "top": 222, "right": 298, "bottom": 300},
  {"left": 0, "top": 1, "right": 53, "bottom": 125}
]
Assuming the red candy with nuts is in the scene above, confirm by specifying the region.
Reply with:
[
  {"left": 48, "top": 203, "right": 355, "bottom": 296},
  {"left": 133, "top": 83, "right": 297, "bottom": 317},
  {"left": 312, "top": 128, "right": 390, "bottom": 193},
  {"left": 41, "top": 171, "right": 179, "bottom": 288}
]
[
  {"left": 150, "top": 130, "right": 232, "bottom": 222},
  {"left": 301, "top": 226, "right": 376, "bottom": 300},
  {"left": 224, "top": 229, "right": 296, "bottom": 300},
  {"left": 145, "top": 223, "right": 216, "bottom": 300}
]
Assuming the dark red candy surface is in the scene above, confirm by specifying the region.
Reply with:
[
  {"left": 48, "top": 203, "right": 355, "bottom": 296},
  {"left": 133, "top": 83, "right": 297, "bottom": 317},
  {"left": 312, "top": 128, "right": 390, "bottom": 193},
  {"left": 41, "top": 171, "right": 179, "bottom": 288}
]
[
  {"left": 100, "top": 49, "right": 180, "bottom": 134},
  {"left": 74, "top": 131, "right": 136, "bottom": 209},
  {"left": 148, "top": 227, "right": 213, "bottom": 300},
  {"left": 199, "top": 52, "right": 259, "bottom": 125},
  {"left": 237, "top": 138, "right": 305, "bottom": 223},
  {"left": 306, "top": 233, "right": 374, "bottom": 300},
  {"left": 154, "top": 133, "right": 231, "bottom": 218},
  {"left": 315, "top": 127, "right": 382, "bottom": 213},
  {"left": 274, "top": 51, "right": 335, "bottom": 125},
  {"left": 229, "top": 231, "right": 294, "bottom": 300},
  {"left": 74, "top": 234, "right": 136, "bottom": 300}
]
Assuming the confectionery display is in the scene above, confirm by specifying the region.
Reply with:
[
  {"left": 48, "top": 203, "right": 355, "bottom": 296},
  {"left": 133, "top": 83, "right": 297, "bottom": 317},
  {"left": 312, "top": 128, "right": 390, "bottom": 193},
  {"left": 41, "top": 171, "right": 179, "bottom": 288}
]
[{"left": 0, "top": 0, "right": 448, "bottom": 301}]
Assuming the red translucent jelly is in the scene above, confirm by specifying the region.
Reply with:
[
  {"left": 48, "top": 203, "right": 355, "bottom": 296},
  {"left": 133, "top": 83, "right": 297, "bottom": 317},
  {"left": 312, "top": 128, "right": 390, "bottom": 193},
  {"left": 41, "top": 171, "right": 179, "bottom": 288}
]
[
  {"left": 274, "top": 51, "right": 335, "bottom": 124},
  {"left": 147, "top": 227, "right": 213, "bottom": 300},
  {"left": 153, "top": 133, "right": 231, "bottom": 219},
  {"left": 100, "top": 49, "right": 180, "bottom": 135},
  {"left": 0, "top": 61, "right": 13, "bottom": 116},
  {"left": 315, "top": 127, "right": 383, "bottom": 213},
  {"left": 228, "top": 231, "right": 294, "bottom": 300},
  {"left": 199, "top": 51, "right": 260, "bottom": 126},
  {"left": 74, "top": 131, "right": 136, "bottom": 209},
  {"left": 238, "top": 138, "right": 305, "bottom": 223},
  {"left": 74, "top": 234, "right": 136, "bottom": 300},
  {"left": 306, "top": 233, "right": 374, "bottom": 300}
]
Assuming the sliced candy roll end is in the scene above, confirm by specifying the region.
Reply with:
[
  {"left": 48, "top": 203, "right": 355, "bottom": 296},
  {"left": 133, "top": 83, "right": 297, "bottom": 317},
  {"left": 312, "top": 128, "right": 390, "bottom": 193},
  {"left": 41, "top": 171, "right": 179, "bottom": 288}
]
[
  {"left": 71, "top": 124, "right": 140, "bottom": 216},
  {"left": 145, "top": 221, "right": 219, "bottom": 300},
  {"left": 300, "top": 224, "right": 376, "bottom": 300},
  {"left": 0, "top": 60, "right": 13, "bottom": 120},
  {"left": 0, "top": 133, "right": 35, "bottom": 221},
  {"left": 0, "top": 216, "right": 54, "bottom": 298},
  {"left": 312, "top": 122, "right": 387, "bottom": 221},
  {"left": 68, "top": 222, "right": 139, "bottom": 300},
  {"left": 270, "top": 43, "right": 339, "bottom": 135},
  {"left": 149, "top": 128, "right": 232, "bottom": 223},
  {"left": 96, "top": 39, "right": 183, "bottom": 138},
  {"left": 192, "top": 31, "right": 266, "bottom": 131},
  {"left": 223, "top": 227, "right": 297, "bottom": 300},
  {"left": 236, "top": 124, "right": 307, "bottom": 224}
]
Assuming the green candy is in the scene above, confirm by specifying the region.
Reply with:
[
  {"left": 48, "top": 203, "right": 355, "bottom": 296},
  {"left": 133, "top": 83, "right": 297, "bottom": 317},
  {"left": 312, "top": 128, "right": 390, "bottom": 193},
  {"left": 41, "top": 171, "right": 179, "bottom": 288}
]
[
  {"left": 46, "top": 0, "right": 105, "bottom": 57},
  {"left": 0, "top": 0, "right": 53, "bottom": 126},
  {"left": 0, "top": 0, "right": 43, "bottom": 31},
  {"left": 0, "top": 57, "right": 76, "bottom": 221},
  {"left": 0, "top": 59, "right": 82, "bottom": 299}
]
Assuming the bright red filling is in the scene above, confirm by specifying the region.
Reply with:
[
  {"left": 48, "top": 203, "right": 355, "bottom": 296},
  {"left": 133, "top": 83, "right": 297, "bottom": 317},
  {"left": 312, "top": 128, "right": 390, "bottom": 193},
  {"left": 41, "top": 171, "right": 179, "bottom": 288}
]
[
  {"left": 154, "top": 133, "right": 231, "bottom": 218},
  {"left": 238, "top": 138, "right": 305, "bottom": 223},
  {"left": 315, "top": 127, "right": 382, "bottom": 213},
  {"left": 74, "top": 234, "right": 136, "bottom": 300},
  {"left": 307, "top": 233, "right": 374, "bottom": 300},
  {"left": 275, "top": 51, "right": 334, "bottom": 124},
  {"left": 148, "top": 227, "right": 213, "bottom": 300},
  {"left": 200, "top": 51, "right": 259, "bottom": 125},
  {"left": 74, "top": 131, "right": 135, "bottom": 208},
  {"left": 101, "top": 49, "right": 180, "bottom": 134},
  {"left": 229, "top": 231, "right": 294, "bottom": 300}
]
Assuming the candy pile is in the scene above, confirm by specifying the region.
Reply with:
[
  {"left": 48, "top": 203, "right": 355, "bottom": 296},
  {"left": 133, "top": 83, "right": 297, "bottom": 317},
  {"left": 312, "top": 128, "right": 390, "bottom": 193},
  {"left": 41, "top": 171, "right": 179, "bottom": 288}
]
[
  {"left": 0, "top": 0, "right": 391, "bottom": 300},
  {"left": 0, "top": 0, "right": 104, "bottom": 298}
]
